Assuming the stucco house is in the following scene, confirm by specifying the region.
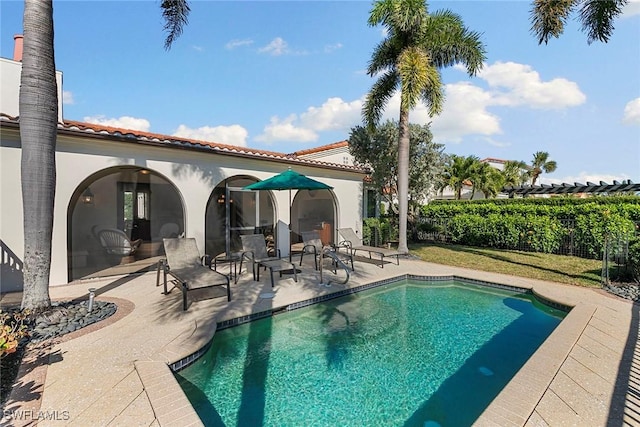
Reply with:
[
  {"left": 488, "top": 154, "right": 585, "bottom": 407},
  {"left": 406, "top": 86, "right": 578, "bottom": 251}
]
[{"left": 0, "top": 36, "right": 369, "bottom": 292}]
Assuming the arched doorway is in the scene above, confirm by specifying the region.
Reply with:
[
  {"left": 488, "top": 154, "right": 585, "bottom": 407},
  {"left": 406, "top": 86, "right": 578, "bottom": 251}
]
[
  {"left": 205, "top": 176, "right": 276, "bottom": 257},
  {"left": 291, "top": 189, "right": 336, "bottom": 245},
  {"left": 67, "top": 166, "right": 185, "bottom": 281}
]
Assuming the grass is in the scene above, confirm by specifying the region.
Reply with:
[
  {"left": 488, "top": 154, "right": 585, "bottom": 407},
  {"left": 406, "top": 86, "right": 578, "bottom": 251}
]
[{"left": 408, "top": 243, "right": 605, "bottom": 288}]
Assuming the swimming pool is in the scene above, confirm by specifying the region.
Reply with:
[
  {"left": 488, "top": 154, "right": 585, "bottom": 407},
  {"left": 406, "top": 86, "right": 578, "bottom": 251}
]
[{"left": 176, "top": 279, "right": 565, "bottom": 426}]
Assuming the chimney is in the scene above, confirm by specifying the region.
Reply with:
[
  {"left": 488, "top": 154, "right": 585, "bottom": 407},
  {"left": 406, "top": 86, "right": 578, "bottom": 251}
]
[{"left": 13, "top": 34, "right": 23, "bottom": 62}]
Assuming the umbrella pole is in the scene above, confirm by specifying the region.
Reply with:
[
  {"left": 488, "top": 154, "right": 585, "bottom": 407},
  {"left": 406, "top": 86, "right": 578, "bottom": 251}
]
[{"left": 288, "top": 189, "right": 292, "bottom": 261}]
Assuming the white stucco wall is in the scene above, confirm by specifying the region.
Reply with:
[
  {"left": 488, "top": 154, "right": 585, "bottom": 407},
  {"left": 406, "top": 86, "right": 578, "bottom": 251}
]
[
  {"left": 0, "top": 57, "right": 64, "bottom": 122},
  {"left": 297, "top": 146, "right": 354, "bottom": 166},
  {"left": 0, "top": 125, "right": 365, "bottom": 288}
]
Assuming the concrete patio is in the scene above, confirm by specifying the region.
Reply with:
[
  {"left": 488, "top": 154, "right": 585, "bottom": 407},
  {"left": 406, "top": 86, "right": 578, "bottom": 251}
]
[{"left": 2, "top": 255, "right": 638, "bottom": 426}]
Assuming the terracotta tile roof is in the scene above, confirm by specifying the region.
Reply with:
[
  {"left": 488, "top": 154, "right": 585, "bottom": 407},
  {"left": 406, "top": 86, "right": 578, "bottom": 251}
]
[
  {"left": 480, "top": 157, "right": 508, "bottom": 164},
  {"left": 0, "top": 115, "right": 366, "bottom": 173},
  {"left": 291, "top": 140, "right": 348, "bottom": 156}
]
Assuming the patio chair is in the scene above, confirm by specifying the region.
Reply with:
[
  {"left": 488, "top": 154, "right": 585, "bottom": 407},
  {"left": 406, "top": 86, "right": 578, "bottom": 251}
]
[
  {"left": 95, "top": 228, "right": 142, "bottom": 264},
  {"left": 240, "top": 234, "right": 297, "bottom": 287},
  {"left": 158, "top": 238, "right": 230, "bottom": 310},
  {"left": 337, "top": 227, "right": 401, "bottom": 268},
  {"left": 299, "top": 231, "right": 353, "bottom": 271}
]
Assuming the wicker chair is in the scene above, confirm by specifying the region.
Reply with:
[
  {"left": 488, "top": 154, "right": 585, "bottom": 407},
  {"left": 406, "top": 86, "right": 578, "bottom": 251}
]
[{"left": 95, "top": 228, "right": 142, "bottom": 264}]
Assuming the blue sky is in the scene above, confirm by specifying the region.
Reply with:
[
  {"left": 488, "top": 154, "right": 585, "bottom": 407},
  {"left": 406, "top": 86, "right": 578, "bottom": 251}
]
[{"left": 1, "top": 0, "right": 639, "bottom": 184}]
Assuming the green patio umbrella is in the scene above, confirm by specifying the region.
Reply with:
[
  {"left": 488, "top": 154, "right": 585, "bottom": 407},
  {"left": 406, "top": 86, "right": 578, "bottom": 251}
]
[{"left": 244, "top": 167, "right": 333, "bottom": 259}]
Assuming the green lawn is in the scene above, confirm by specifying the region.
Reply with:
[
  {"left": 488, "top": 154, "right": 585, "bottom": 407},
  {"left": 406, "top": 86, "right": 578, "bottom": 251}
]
[{"left": 409, "top": 243, "right": 604, "bottom": 288}]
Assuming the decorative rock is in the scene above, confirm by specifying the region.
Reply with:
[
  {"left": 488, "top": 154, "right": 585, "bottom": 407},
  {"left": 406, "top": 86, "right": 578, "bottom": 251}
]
[
  {"left": 30, "top": 300, "right": 117, "bottom": 342},
  {"left": 604, "top": 283, "right": 640, "bottom": 302}
]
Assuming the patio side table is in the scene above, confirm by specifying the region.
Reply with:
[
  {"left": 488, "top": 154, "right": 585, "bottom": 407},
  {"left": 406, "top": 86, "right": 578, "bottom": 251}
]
[{"left": 213, "top": 253, "right": 241, "bottom": 284}]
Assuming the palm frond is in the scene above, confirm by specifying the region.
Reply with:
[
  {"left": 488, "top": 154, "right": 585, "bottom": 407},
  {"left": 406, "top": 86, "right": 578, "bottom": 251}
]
[
  {"left": 530, "top": 0, "right": 576, "bottom": 45},
  {"left": 398, "top": 47, "right": 431, "bottom": 112},
  {"left": 161, "top": 0, "right": 191, "bottom": 50},
  {"left": 363, "top": 71, "right": 400, "bottom": 129},
  {"left": 368, "top": 38, "right": 401, "bottom": 76},
  {"left": 369, "top": 0, "right": 427, "bottom": 31},
  {"left": 424, "top": 10, "right": 486, "bottom": 75},
  {"left": 419, "top": 69, "right": 444, "bottom": 117},
  {"left": 579, "top": 0, "right": 627, "bottom": 43}
]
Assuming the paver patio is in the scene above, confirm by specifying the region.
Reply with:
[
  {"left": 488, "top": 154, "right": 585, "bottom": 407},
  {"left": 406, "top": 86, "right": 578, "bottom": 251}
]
[{"left": 2, "top": 255, "right": 638, "bottom": 426}]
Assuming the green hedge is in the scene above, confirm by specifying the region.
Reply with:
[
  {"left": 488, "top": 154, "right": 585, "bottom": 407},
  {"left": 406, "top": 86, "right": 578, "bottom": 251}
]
[
  {"left": 420, "top": 198, "right": 639, "bottom": 257},
  {"left": 629, "top": 237, "right": 640, "bottom": 282},
  {"left": 421, "top": 196, "right": 640, "bottom": 221}
]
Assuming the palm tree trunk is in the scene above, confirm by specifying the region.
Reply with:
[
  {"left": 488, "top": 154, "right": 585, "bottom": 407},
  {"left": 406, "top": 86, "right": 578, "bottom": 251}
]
[
  {"left": 20, "top": 0, "right": 56, "bottom": 310},
  {"left": 396, "top": 108, "right": 410, "bottom": 254}
]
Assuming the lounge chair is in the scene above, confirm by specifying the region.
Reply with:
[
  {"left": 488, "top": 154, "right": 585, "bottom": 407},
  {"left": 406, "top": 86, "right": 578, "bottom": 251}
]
[
  {"left": 337, "top": 227, "right": 401, "bottom": 268},
  {"left": 241, "top": 234, "right": 297, "bottom": 287},
  {"left": 158, "top": 238, "right": 230, "bottom": 310},
  {"left": 300, "top": 230, "right": 353, "bottom": 271}
]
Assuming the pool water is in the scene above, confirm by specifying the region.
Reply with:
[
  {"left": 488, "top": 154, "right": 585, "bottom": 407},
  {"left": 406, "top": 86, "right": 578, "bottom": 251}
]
[{"left": 177, "top": 280, "right": 565, "bottom": 426}]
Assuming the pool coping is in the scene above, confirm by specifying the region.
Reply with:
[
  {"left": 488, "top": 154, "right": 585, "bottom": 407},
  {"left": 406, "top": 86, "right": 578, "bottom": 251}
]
[{"left": 145, "top": 273, "right": 588, "bottom": 426}]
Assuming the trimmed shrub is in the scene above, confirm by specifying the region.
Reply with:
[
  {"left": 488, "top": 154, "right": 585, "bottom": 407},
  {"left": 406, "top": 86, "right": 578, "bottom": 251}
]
[{"left": 628, "top": 237, "right": 640, "bottom": 282}]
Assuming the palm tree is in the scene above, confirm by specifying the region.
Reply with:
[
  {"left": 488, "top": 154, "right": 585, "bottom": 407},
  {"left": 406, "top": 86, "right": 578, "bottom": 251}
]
[
  {"left": 529, "top": 151, "right": 557, "bottom": 185},
  {"left": 501, "top": 160, "right": 530, "bottom": 187},
  {"left": 530, "top": 0, "right": 628, "bottom": 44},
  {"left": 439, "top": 155, "right": 479, "bottom": 200},
  {"left": 19, "top": 0, "right": 57, "bottom": 310},
  {"left": 470, "top": 161, "right": 504, "bottom": 199},
  {"left": 364, "top": 0, "right": 485, "bottom": 253},
  {"left": 18, "top": 0, "right": 190, "bottom": 311}
]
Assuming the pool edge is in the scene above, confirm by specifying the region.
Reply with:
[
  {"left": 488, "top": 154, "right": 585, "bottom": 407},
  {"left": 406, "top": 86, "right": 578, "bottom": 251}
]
[{"left": 152, "top": 273, "right": 580, "bottom": 426}]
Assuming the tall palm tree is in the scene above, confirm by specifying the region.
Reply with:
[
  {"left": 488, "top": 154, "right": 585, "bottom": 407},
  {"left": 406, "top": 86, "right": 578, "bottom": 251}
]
[
  {"left": 18, "top": 0, "right": 190, "bottom": 311},
  {"left": 364, "top": 0, "right": 485, "bottom": 253},
  {"left": 439, "top": 155, "right": 479, "bottom": 200},
  {"left": 19, "top": 0, "right": 57, "bottom": 310},
  {"left": 530, "top": 0, "right": 628, "bottom": 44},
  {"left": 529, "top": 151, "right": 557, "bottom": 185}
]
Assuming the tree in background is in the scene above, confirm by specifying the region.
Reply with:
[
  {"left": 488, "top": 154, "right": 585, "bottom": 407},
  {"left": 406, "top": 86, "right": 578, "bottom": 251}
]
[
  {"left": 470, "top": 161, "right": 505, "bottom": 199},
  {"left": 349, "top": 120, "right": 446, "bottom": 215},
  {"left": 530, "top": 0, "right": 628, "bottom": 44},
  {"left": 18, "top": 0, "right": 190, "bottom": 310},
  {"left": 501, "top": 160, "right": 531, "bottom": 187},
  {"left": 529, "top": 151, "right": 557, "bottom": 185},
  {"left": 363, "top": 0, "right": 485, "bottom": 253},
  {"left": 437, "top": 155, "right": 480, "bottom": 200}
]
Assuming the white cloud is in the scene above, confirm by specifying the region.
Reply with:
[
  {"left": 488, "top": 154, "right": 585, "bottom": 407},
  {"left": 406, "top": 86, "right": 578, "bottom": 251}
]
[
  {"left": 623, "top": 97, "right": 640, "bottom": 125},
  {"left": 481, "top": 137, "right": 511, "bottom": 148},
  {"left": 254, "top": 61, "right": 585, "bottom": 145},
  {"left": 192, "top": 45, "right": 204, "bottom": 52},
  {"left": 623, "top": 0, "right": 640, "bottom": 17},
  {"left": 478, "top": 61, "right": 586, "bottom": 109},
  {"left": 259, "top": 37, "right": 289, "bottom": 56},
  {"left": 299, "top": 97, "right": 362, "bottom": 132},
  {"left": 255, "top": 115, "right": 318, "bottom": 143},
  {"left": 255, "top": 97, "right": 362, "bottom": 143},
  {"left": 428, "top": 83, "right": 502, "bottom": 143},
  {"left": 540, "top": 172, "right": 631, "bottom": 185},
  {"left": 172, "top": 124, "right": 248, "bottom": 147},
  {"left": 225, "top": 39, "right": 253, "bottom": 50},
  {"left": 83, "top": 115, "right": 150, "bottom": 132},
  {"left": 62, "top": 90, "right": 74, "bottom": 105},
  {"left": 324, "top": 43, "right": 343, "bottom": 53},
  {"left": 373, "top": 61, "right": 585, "bottom": 143}
]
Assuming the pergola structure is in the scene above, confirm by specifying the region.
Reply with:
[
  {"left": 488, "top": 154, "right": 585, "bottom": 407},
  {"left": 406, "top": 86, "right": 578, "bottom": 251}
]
[{"left": 501, "top": 179, "right": 640, "bottom": 197}]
